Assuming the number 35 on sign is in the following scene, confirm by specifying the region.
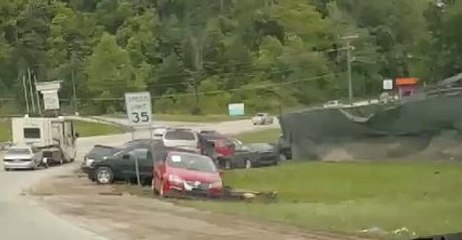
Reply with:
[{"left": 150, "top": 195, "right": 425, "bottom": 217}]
[{"left": 125, "top": 92, "right": 152, "bottom": 126}]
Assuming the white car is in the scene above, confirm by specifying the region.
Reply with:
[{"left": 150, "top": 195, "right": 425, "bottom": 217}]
[
  {"left": 162, "top": 128, "right": 201, "bottom": 153},
  {"left": 323, "top": 100, "right": 341, "bottom": 108},
  {"left": 251, "top": 113, "right": 274, "bottom": 125},
  {"left": 152, "top": 127, "right": 170, "bottom": 139},
  {"left": 3, "top": 145, "right": 42, "bottom": 171}
]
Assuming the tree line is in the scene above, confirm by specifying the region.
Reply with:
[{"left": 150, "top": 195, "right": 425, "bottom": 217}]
[{"left": 0, "top": 0, "right": 461, "bottom": 115}]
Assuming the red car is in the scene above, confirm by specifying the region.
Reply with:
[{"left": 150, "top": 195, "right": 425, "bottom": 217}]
[
  {"left": 199, "top": 132, "right": 235, "bottom": 158},
  {"left": 152, "top": 151, "right": 224, "bottom": 198}
]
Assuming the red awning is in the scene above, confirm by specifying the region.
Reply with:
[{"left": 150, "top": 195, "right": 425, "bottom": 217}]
[{"left": 396, "top": 77, "right": 418, "bottom": 86}]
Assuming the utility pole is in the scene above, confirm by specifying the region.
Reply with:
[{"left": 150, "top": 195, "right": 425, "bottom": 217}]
[
  {"left": 341, "top": 35, "right": 358, "bottom": 104},
  {"left": 27, "top": 68, "right": 36, "bottom": 113},
  {"left": 71, "top": 51, "right": 78, "bottom": 115},
  {"left": 191, "top": 36, "right": 203, "bottom": 110},
  {"left": 21, "top": 73, "right": 30, "bottom": 114},
  {"left": 34, "top": 74, "right": 42, "bottom": 115}
]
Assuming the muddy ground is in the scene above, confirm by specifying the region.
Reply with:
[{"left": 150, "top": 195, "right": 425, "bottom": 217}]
[{"left": 28, "top": 171, "right": 372, "bottom": 240}]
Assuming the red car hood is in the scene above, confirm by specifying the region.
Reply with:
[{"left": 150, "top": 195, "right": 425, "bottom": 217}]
[{"left": 167, "top": 167, "right": 221, "bottom": 183}]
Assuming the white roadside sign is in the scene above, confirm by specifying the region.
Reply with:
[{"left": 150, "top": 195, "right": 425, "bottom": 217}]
[
  {"left": 383, "top": 79, "right": 393, "bottom": 90},
  {"left": 42, "top": 90, "right": 60, "bottom": 110},
  {"left": 125, "top": 92, "right": 152, "bottom": 127}
]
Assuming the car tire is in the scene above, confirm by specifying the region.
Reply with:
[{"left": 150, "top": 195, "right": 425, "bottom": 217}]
[
  {"left": 95, "top": 167, "right": 114, "bottom": 185},
  {"left": 89, "top": 175, "right": 96, "bottom": 182},
  {"left": 245, "top": 159, "right": 252, "bottom": 169},
  {"left": 152, "top": 178, "right": 159, "bottom": 196}
]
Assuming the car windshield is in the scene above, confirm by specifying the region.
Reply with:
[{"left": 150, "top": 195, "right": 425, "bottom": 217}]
[
  {"left": 248, "top": 143, "right": 273, "bottom": 151},
  {"left": 167, "top": 153, "right": 217, "bottom": 173},
  {"left": 165, "top": 131, "right": 195, "bottom": 140},
  {"left": 7, "top": 148, "right": 31, "bottom": 155},
  {"left": 89, "top": 146, "right": 119, "bottom": 156}
]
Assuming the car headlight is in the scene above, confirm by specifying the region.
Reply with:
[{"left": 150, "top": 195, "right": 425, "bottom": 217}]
[
  {"left": 168, "top": 174, "right": 184, "bottom": 184},
  {"left": 86, "top": 159, "right": 95, "bottom": 167},
  {"left": 209, "top": 180, "right": 223, "bottom": 189}
]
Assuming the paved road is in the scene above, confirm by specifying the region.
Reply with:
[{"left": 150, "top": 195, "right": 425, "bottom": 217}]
[
  {"left": 0, "top": 119, "right": 279, "bottom": 240},
  {"left": 72, "top": 116, "right": 280, "bottom": 135},
  {"left": 0, "top": 153, "right": 108, "bottom": 240}
]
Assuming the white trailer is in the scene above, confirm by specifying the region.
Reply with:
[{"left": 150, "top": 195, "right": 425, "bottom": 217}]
[{"left": 11, "top": 116, "right": 78, "bottom": 165}]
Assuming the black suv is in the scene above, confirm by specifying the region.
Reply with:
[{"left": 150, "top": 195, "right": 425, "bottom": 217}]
[{"left": 87, "top": 139, "right": 166, "bottom": 185}]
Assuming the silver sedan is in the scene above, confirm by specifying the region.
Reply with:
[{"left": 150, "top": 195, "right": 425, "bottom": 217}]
[{"left": 3, "top": 145, "right": 42, "bottom": 171}]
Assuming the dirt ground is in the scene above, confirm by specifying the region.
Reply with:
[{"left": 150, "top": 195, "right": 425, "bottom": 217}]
[{"left": 27, "top": 171, "right": 372, "bottom": 240}]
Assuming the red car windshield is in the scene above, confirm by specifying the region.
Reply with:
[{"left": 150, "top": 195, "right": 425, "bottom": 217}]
[{"left": 167, "top": 153, "right": 217, "bottom": 173}]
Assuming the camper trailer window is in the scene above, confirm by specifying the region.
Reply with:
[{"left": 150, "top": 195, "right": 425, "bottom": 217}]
[{"left": 24, "top": 128, "right": 41, "bottom": 139}]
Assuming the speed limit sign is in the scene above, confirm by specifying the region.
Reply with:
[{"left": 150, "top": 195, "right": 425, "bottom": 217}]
[{"left": 125, "top": 92, "right": 152, "bottom": 126}]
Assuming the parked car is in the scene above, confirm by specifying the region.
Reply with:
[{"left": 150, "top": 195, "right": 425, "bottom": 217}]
[
  {"left": 152, "top": 151, "right": 223, "bottom": 198},
  {"left": 220, "top": 139, "right": 279, "bottom": 169},
  {"left": 323, "top": 100, "right": 341, "bottom": 108},
  {"left": 82, "top": 139, "right": 162, "bottom": 175},
  {"left": 152, "top": 127, "right": 169, "bottom": 139},
  {"left": 251, "top": 113, "right": 274, "bottom": 125},
  {"left": 3, "top": 145, "right": 42, "bottom": 171},
  {"left": 199, "top": 131, "right": 235, "bottom": 160},
  {"left": 199, "top": 130, "right": 220, "bottom": 135},
  {"left": 88, "top": 140, "right": 167, "bottom": 185},
  {"left": 81, "top": 144, "right": 121, "bottom": 174},
  {"left": 243, "top": 143, "right": 280, "bottom": 168},
  {"left": 125, "top": 138, "right": 161, "bottom": 147},
  {"left": 162, "top": 128, "right": 201, "bottom": 153},
  {"left": 275, "top": 135, "right": 292, "bottom": 161}
]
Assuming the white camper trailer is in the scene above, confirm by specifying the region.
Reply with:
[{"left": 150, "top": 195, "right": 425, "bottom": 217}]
[{"left": 11, "top": 116, "right": 78, "bottom": 165}]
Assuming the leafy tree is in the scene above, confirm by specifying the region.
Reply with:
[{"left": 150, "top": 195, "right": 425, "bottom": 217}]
[
  {"left": 85, "top": 32, "right": 136, "bottom": 98},
  {"left": 0, "top": 0, "right": 461, "bottom": 115}
]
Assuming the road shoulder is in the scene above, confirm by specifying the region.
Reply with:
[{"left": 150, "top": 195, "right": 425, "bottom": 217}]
[{"left": 28, "top": 170, "right": 370, "bottom": 240}]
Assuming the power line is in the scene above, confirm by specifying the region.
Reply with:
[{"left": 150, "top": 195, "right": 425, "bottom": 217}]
[
  {"left": 69, "top": 73, "right": 334, "bottom": 101},
  {"left": 134, "top": 47, "right": 347, "bottom": 79},
  {"left": 92, "top": 60, "right": 341, "bottom": 89}
]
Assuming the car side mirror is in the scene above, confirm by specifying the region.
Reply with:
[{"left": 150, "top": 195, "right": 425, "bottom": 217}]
[
  {"left": 219, "top": 170, "right": 224, "bottom": 177},
  {"left": 122, "top": 154, "right": 130, "bottom": 160}
]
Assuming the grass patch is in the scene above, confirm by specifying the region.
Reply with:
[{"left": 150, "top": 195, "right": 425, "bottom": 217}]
[
  {"left": 73, "top": 121, "right": 125, "bottom": 137},
  {"left": 186, "top": 161, "right": 462, "bottom": 237},
  {"left": 234, "top": 128, "right": 281, "bottom": 143},
  {"left": 0, "top": 118, "right": 11, "bottom": 142}
]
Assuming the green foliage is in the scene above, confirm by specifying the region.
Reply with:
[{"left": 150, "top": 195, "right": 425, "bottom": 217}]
[
  {"left": 0, "top": 118, "right": 11, "bottom": 142},
  {"left": 0, "top": 0, "right": 460, "bottom": 114}
]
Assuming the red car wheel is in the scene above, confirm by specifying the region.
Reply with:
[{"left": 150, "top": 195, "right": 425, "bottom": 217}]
[{"left": 152, "top": 179, "right": 158, "bottom": 195}]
